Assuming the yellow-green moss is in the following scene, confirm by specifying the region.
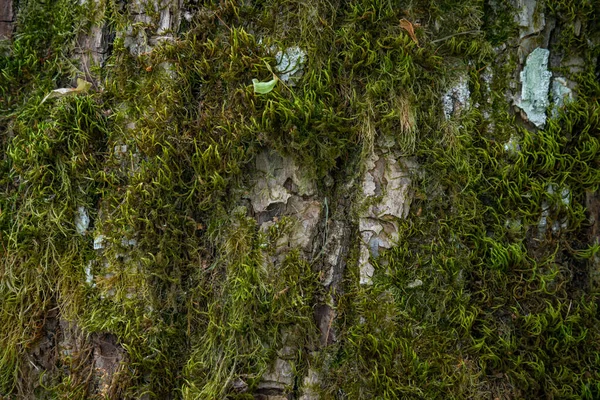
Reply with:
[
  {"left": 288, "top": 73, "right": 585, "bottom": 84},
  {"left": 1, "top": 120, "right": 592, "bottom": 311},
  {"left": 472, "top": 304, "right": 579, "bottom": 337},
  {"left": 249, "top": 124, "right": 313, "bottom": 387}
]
[{"left": 1, "top": 0, "right": 600, "bottom": 398}]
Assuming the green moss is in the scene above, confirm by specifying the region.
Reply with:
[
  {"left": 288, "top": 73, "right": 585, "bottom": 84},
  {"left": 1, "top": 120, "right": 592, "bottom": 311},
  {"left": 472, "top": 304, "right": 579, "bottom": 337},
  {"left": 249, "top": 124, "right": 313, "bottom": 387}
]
[{"left": 1, "top": 0, "right": 600, "bottom": 398}]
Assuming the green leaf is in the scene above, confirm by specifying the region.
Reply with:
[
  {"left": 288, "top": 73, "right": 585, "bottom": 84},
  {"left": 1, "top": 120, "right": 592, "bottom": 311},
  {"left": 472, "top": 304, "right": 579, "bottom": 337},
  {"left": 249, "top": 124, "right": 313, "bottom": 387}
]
[{"left": 252, "top": 78, "right": 278, "bottom": 94}]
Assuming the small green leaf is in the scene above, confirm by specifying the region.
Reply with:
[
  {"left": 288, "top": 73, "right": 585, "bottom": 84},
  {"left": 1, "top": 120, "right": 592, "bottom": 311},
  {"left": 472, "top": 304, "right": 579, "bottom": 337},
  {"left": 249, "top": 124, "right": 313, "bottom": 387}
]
[{"left": 252, "top": 78, "right": 277, "bottom": 94}]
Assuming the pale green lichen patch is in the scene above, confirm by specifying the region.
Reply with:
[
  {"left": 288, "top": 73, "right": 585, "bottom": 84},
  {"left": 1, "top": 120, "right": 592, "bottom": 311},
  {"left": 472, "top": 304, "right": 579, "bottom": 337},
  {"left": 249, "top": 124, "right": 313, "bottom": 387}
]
[
  {"left": 551, "top": 76, "right": 574, "bottom": 114},
  {"left": 517, "top": 47, "right": 552, "bottom": 127}
]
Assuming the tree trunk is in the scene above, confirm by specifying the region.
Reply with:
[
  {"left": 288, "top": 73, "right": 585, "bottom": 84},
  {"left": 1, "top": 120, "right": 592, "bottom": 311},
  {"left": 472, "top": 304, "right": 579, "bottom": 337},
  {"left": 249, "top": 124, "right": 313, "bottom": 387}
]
[{"left": 1, "top": 0, "right": 599, "bottom": 398}]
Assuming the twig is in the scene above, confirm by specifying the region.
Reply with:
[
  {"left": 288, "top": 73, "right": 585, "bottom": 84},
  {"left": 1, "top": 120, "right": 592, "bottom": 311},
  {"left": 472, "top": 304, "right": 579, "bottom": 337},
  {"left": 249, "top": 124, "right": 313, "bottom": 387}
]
[
  {"left": 262, "top": 60, "right": 294, "bottom": 95},
  {"left": 431, "top": 30, "right": 482, "bottom": 44},
  {"left": 214, "top": 12, "right": 232, "bottom": 32}
]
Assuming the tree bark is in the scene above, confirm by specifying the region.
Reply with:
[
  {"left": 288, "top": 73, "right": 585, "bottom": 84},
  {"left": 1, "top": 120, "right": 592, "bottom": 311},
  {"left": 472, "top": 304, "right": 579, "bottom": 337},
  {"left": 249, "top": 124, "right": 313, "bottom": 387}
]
[{"left": 1, "top": 0, "right": 599, "bottom": 398}]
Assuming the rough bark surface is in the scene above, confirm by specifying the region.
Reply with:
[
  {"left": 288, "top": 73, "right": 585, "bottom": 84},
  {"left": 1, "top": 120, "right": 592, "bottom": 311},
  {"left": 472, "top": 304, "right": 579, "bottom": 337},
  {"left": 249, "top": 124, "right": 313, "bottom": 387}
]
[
  {"left": 1, "top": 0, "right": 600, "bottom": 399},
  {"left": 0, "top": 0, "right": 14, "bottom": 39}
]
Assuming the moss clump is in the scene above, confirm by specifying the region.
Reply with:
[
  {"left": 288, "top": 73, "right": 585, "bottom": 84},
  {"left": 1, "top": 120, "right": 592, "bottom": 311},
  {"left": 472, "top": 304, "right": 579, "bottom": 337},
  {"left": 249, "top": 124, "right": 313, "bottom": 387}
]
[
  {"left": 1, "top": 0, "right": 600, "bottom": 398},
  {"left": 322, "top": 28, "right": 600, "bottom": 399}
]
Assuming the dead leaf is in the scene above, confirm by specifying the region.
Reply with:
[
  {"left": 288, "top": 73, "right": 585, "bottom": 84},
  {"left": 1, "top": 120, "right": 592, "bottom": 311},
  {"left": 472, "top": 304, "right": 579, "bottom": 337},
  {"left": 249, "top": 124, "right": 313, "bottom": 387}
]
[
  {"left": 41, "top": 78, "right": 92, "bottom": 104},
  {"left": 400, "top": 19, "right": 419, "bottom": 46}
]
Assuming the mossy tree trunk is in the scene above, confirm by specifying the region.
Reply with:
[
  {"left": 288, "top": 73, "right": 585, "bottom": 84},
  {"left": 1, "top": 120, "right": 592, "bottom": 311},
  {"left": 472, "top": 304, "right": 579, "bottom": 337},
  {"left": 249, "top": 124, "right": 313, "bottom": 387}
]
[{"left": 1, "top": 0, "right": 600, "bottom": 399}]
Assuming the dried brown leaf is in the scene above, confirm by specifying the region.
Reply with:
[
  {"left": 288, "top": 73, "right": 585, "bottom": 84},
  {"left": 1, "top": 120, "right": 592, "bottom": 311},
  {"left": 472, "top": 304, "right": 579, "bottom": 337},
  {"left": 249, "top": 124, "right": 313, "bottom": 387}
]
[{"left": 400, "top": 19, "right": 419, "bottom": 46}]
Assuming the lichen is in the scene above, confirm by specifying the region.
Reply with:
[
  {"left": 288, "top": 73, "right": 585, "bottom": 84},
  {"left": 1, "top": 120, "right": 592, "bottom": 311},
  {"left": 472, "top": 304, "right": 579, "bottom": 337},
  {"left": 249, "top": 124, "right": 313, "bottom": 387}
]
[
  {"left": 517, "top": 47, "right": 552, "bottom": 127},
  {"left": 275, "top": 45, "right": 306, "bottom": 85}
]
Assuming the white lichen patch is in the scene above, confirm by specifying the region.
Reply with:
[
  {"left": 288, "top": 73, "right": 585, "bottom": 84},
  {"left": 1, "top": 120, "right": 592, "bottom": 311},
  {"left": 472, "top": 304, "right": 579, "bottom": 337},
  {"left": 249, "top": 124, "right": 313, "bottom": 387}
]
[
  {"left": 156, "top": 61, "right": 177, "bottom": 79},
  {"left": 183, "top": 11, "right": 194, "bottom": 22},
  {"left": 547, "top": 184, "right": 571, "bottom": 207},
  {"left": 93, "top": 235, "right": 105, "bottom": 250},
  {"left": 538, "top": 201, "right": 550, "bottom": 238},
  {"left": 503, "top": 136, "right": 521, "bottom": 155},
  {"left": 560, "top": 187, "right": 571, "bottom": 207},
  {"left": 516, "top": 47, "right": 551, "bottom": 128},
  {"left": 406, "top": 279, "right": 423, "bottom": 289},
  {"left": 75, "top": 206, "right": 90, "bottom": 235},
  {"left": 505, "top": 217, "right": 523, "bottom": 233},
  {"left": 120, "top": 237, "right": 137, "bottom": 247},
  {"left": 442, "top": 74, "right": 470, "bottom": 119},
  {"left": 552, "top": 218, "right": 568, "bottom": 234},
  {"left": 538, "top": 185, "right": 571, "bottom": 237},
  {"left": 551, "top": 77, "right": 574, "bottom": 116},
  {"left": 358, "top": 151, "right": 415, "bottom": 284},
  {"left": 275, "top": 46, "right": 306, "bottom": 85},
  {"left": 85, "top": 262, "right": 94, "bottom": 286},
  {"left": 115, "top": 144, "right": 128, "bottom": 156}
]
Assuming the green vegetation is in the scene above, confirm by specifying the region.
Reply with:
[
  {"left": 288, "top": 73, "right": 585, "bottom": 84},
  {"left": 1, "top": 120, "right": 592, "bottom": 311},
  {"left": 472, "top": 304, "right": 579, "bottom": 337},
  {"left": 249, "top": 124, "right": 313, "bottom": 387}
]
[{"left": 0, "top": 0, "right": 599, "bottom": 398}]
